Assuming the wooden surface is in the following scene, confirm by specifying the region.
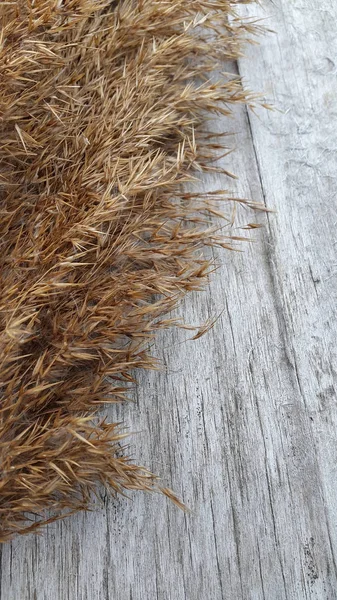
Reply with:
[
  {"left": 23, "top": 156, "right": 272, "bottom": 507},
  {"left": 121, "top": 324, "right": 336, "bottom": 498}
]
[{"left": 1, "top": 1, "right": 337, "bottom": 598}]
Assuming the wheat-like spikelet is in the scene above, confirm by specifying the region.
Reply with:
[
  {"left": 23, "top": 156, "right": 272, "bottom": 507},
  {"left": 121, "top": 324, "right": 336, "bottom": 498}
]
[{"left": 0, "top": 0, "right": 262, "bottom": 541}]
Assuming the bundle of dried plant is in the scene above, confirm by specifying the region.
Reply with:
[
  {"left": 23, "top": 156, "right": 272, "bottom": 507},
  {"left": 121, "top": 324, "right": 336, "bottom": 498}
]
[{"left": 0, "top": 0, "right": 262, "bottom": 541}]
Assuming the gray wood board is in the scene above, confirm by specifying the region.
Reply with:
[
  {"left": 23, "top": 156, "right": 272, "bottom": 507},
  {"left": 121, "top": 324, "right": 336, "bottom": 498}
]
[{"left": 1, "top": 1, "right": 337, "bottom": 598}]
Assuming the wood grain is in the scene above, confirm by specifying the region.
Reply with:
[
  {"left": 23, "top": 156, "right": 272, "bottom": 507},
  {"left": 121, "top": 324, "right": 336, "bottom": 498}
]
[{"left": 1, "top": 1, "right": 337, "bottom": 598}]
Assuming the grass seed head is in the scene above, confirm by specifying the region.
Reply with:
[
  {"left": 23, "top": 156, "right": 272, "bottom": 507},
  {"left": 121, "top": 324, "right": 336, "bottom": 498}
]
[{"left": 0, "top": 0, "right": 260, "bottom": 541}]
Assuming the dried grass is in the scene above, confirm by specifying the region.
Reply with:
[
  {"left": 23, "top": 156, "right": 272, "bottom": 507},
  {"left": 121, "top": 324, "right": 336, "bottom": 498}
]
[{"left": 0, "top": 0, "right": 261, "bottom": 541}]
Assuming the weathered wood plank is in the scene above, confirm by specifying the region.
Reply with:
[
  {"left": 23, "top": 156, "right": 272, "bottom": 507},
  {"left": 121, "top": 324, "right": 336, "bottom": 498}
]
[{"left": 1, "top": 1, "right": 337, "bottom": 598}]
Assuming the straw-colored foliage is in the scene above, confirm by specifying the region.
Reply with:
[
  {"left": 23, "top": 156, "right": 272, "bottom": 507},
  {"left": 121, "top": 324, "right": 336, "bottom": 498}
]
[{"left": 0, "top": 0, "right": 259, "bottom": 541}]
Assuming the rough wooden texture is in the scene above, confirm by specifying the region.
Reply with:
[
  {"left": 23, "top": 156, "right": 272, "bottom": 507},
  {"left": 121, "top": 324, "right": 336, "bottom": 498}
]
[{"left": 1, "top": 1, "right": 337, "bottom": 598}]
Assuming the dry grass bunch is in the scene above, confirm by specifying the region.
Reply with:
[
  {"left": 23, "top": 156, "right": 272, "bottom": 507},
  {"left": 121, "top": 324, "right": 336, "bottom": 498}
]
[{"left": 0, "top": 0, "right": 261, "bottom": 541}]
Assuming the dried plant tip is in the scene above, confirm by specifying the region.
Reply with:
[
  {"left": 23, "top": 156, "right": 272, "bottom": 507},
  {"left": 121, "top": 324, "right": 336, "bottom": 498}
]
[{"left": 0, "top": 0, "right": 261, "bottom": 541}]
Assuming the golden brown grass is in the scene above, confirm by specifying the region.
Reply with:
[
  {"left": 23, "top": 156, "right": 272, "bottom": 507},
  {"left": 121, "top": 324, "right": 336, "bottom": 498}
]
[{"left": 0, "top": 0, "right": 261, "bottom": 541}]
